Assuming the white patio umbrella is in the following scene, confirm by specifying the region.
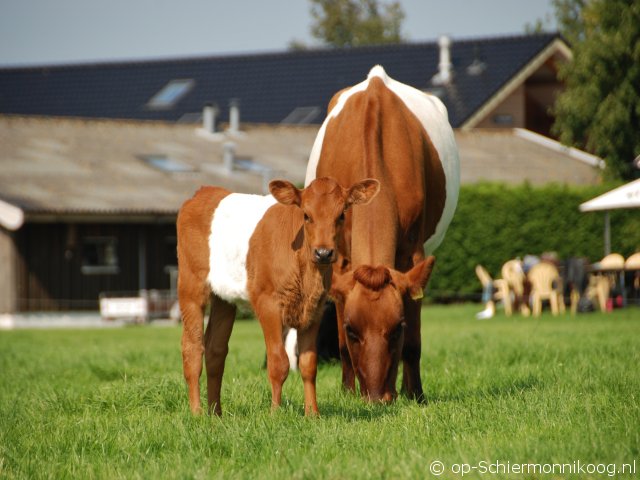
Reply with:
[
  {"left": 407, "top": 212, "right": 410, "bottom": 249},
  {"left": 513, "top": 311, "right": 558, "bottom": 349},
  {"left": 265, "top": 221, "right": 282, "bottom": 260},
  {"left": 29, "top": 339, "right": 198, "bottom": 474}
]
[{"left": 579, "top": 179, "right": 640, "bottom": 255}]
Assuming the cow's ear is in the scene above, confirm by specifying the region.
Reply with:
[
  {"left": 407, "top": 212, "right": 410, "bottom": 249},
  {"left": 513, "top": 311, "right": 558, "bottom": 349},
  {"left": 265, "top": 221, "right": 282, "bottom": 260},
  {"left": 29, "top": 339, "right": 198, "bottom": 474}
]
[
  {"left": 269, "top": 180, "right": 301, "bottom": 206},
  {"left": 346, "top": 179, "right": 380, "bottom": 208},
  {"left": 330, "top": 268, "right": 355, "bottom": 303},
  {"left": 395, "top": 256, "right": 436, "bottom": 301}
]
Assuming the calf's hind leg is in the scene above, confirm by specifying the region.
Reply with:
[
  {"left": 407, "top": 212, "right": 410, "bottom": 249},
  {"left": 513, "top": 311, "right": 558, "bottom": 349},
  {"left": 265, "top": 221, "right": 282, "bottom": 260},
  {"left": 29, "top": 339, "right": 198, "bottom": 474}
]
[
  {"left": 180, "top": 295, "right": 207, "bottom": 414},
  {"left": 204, "top": 294, "right": 236, "bottom": 416}
]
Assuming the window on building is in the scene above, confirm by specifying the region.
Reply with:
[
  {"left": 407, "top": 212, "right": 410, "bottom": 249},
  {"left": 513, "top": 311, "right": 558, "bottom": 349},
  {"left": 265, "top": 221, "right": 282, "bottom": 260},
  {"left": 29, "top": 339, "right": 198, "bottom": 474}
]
[
  {"left": 81, "top": 237, "right": 120, "bottom": 275},
  {"left": 493, "top": 114, "right": 514, "bottom": 126},
  {"left": 142, "top": 154, "right": 194, "bottom": 173},
  {"left": 146, "top": 79, "right": 195, "bottom": 110}
]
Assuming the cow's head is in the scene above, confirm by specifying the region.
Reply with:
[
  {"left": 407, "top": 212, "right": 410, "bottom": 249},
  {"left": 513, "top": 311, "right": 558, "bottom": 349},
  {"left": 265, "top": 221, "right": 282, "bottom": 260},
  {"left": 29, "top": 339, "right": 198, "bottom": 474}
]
[
  {"left": 269, "top": 177, "right": 380, "bottom": 266},
  {"left": 330, "top": 257, "right": 435, "bottom": 401}
]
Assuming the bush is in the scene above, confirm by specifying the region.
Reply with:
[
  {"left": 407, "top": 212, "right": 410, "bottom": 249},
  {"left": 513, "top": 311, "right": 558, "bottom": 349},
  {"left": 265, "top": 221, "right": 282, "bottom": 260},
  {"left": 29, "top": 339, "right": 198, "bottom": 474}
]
[{"left": 427, "top": 182, "right": 640, "bottom": 301}]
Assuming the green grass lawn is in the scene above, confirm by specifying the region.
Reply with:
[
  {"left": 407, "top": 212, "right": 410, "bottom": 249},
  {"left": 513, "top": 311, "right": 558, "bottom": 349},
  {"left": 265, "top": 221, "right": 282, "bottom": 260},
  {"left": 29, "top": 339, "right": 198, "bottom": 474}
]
[{"left": 1, "top": 305, "right": 639, "bottom": 479}]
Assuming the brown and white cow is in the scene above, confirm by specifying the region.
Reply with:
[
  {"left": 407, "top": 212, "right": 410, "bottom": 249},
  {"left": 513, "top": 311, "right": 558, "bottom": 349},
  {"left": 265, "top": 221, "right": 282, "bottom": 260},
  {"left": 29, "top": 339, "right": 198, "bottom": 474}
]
[
  {"left": 177, "top": 176, "right": 379, "bottom": 416},
  {"left": 305, "top": 65, "right": 460, "bottom": 402}
]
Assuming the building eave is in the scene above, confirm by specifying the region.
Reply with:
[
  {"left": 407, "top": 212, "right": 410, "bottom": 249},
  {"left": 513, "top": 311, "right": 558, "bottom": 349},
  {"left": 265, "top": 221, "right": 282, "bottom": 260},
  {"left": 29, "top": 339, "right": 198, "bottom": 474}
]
[
  {"left": 514, "top": 128, "right": 605, "bottom": 169},
  {"left": 24, "top": 212, "right": 177, "bottom": 225}
]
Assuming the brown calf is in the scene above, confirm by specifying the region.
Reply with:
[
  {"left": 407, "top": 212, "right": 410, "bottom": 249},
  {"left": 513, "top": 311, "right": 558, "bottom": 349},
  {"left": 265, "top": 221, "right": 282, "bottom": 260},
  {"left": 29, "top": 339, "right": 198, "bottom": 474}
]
[{"left": 177, "top": 177, "right": 379, "bottom": 415}]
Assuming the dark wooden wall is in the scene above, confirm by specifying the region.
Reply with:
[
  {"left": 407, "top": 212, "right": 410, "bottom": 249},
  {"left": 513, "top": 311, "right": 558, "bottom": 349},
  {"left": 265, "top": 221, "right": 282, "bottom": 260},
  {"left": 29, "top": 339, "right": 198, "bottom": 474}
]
[{"left": 14, "top": 222, "right": 177, "bottom": 311}]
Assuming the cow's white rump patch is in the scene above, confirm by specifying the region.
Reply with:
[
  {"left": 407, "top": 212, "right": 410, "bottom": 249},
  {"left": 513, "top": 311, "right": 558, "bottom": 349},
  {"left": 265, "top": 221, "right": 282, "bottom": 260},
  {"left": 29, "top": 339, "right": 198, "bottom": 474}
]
[{"left": 208, "top": 193, "right": 277, "bottom": 302}]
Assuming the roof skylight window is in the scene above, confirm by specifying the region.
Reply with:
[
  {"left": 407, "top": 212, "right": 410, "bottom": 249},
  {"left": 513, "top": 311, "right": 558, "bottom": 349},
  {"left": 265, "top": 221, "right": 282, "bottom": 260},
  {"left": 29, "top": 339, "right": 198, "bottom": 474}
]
[
  {"left": 281, "top": 106, "right": 321, "bottom": 124},
  {"left": 146, "top": 79, "right": 194, "bottom": 109},
  {"left": 143, "top": 155, "right": 194, "bottom": 172}
]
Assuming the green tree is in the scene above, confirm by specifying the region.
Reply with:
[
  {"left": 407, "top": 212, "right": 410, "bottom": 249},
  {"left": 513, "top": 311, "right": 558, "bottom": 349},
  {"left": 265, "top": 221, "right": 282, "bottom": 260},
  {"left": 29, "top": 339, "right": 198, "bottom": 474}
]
[
  {"left": 553, "top": 0, "right": 587, "bottom": 45},
  {"left": 309, "top": 0, "right": 405, "bottom": 48},
  {"left": 552, "top": 0, "right": 640, "bottom": 180},
  {"left": 525, "top": 0, "right": 586, "bottom": 43}
]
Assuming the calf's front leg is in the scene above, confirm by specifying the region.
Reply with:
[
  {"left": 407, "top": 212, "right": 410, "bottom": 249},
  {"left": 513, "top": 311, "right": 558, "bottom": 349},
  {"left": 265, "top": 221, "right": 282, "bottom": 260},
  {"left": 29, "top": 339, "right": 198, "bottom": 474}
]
[
  {"left": 255, "top": 297, "right": 289, "bottom": 410},
  {"left": 297, "top": 321, "right": 321, "bottom": 416}
]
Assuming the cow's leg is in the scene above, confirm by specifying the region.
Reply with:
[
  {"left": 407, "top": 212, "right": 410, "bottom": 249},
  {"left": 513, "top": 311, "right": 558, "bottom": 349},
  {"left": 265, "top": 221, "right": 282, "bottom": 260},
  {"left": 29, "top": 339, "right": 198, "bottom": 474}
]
[
  {"left": 179, "top": 278, "right": 208, "bottom": 414},
  {"left": 399, "top": 249, "right": 427, "bottom": 402},
  {"left": 296, "top": 321, "right": 321, "bottom": 416},
  {"left": 401, "top": 296, "right": 425, "bottom": 402},
  {"left": 335, "top": 302, "right": 356, "bottom": 393},
  {"left": 255, "top": 297, "right": 289, "bottom": 411},
  {"left": 203, "top": 294, "right": 236, "bottom": 416}
]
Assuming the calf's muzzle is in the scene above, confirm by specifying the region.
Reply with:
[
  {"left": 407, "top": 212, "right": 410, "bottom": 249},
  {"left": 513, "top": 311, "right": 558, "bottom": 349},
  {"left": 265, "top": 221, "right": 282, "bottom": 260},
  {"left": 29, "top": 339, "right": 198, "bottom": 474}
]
[{"left": 313, "top": 248, "right": 334, "bottom": 264}]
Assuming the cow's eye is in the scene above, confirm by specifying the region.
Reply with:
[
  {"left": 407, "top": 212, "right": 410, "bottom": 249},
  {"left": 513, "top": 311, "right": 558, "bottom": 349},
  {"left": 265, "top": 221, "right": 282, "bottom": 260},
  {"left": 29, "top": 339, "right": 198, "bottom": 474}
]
[
  {"left": 304, "top": 213, "right": 311, "bottom": 223},
  {"left": 338, "top": 211, "right": 346, "bottom": 222},
  {"left": 345, "top": 324, "right": 360, "bottom": 343},
  {"left": 388, "top": 322, "right": 406, "bottom": 342}
]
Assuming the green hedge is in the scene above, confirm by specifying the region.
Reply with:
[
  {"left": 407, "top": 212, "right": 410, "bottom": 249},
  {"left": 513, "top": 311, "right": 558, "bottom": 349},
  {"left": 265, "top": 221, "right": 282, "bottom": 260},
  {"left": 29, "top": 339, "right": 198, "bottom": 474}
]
[{"left": 427, "top": 182, "right": 640, "bottom": 301}]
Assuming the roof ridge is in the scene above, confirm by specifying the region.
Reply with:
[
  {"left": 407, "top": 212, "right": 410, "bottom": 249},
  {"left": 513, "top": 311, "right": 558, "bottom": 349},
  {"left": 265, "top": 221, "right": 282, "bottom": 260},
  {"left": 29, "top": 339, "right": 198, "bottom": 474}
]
[{"left": 0, "top": 32, "right": 561, "bottom": 72}]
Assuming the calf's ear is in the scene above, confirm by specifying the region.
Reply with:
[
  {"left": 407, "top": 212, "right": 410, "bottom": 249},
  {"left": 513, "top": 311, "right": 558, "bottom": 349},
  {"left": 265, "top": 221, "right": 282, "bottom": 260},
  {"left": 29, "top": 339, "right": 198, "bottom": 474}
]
[
  {"left": 400, "top": 256, "right": 436, "bottom": 301},
  {"left": 330, "top": 268, "right": 355, "bottom": 303},
  {"left": 346, "top": 179, "right": 380, "bottom": 208},
  {"left": 269, "top": 180, "right": 301, "bottom": 206}
]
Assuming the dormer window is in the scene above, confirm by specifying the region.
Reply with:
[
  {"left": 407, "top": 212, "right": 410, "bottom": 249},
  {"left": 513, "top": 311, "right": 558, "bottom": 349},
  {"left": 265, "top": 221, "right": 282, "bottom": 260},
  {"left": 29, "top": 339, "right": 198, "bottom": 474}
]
[{"left": 146, "top": 79, "right": 194, "bottom": 110}]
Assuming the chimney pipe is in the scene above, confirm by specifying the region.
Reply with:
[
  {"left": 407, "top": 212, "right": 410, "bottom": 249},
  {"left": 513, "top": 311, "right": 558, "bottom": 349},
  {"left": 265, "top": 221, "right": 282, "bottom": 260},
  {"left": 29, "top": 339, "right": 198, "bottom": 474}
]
[
  {"left": 228, "top": 98, "right": 240, "bottom": 133},
  {"left": 203, "top": 103, "right": 219, "bottom": 133},
  {"left": 223, "top": 141, "right": 236, "bottom": 171},
  {"left": 432, "top": 35, "right": 452, "bottom": 85}
]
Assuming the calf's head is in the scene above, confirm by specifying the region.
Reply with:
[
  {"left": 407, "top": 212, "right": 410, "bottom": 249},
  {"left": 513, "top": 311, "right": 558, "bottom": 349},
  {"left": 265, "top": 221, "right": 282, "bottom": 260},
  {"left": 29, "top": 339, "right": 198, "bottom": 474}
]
[
  {"left": 331, "top": 257, "right": 435, "bottom": 401},
  {"left": 269, "top": 177, "right": 380, "bottom": 266}
]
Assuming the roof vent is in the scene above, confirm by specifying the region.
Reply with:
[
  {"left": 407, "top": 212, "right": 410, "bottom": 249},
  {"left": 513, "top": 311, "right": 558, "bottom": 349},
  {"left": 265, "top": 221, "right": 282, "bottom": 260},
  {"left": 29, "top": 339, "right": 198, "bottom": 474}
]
[
  {"left": 467, "top": 46, "right": 487, "bottom": 76},
  {"left": 203, "top": 103, "right": 219, "bottom": 133},
  {"left": 223, "top": 141, "right": 236, "bottom": 171},
  {"left": 432, "top": 35, "right": 452, "bottom": 85},
  {"left": 228, "top": 98, "right": 240, "bottom": 134}
]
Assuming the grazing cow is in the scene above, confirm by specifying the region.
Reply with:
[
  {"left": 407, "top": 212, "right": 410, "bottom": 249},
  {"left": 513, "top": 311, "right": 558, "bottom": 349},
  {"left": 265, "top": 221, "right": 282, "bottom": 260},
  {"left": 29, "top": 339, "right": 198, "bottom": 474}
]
[
  {"left": 305, "top": 65, "right": 460, "bottom": 402},
  {"left": 177, "top": 176, "right": 379, "bottom": 416}
]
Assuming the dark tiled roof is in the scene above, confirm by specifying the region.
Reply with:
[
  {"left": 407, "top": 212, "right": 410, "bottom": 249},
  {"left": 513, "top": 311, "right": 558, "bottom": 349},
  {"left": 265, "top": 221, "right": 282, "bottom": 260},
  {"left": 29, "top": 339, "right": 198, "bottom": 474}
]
[{"left": 0, "top": 33, "right": 561, "bottom": 127}]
